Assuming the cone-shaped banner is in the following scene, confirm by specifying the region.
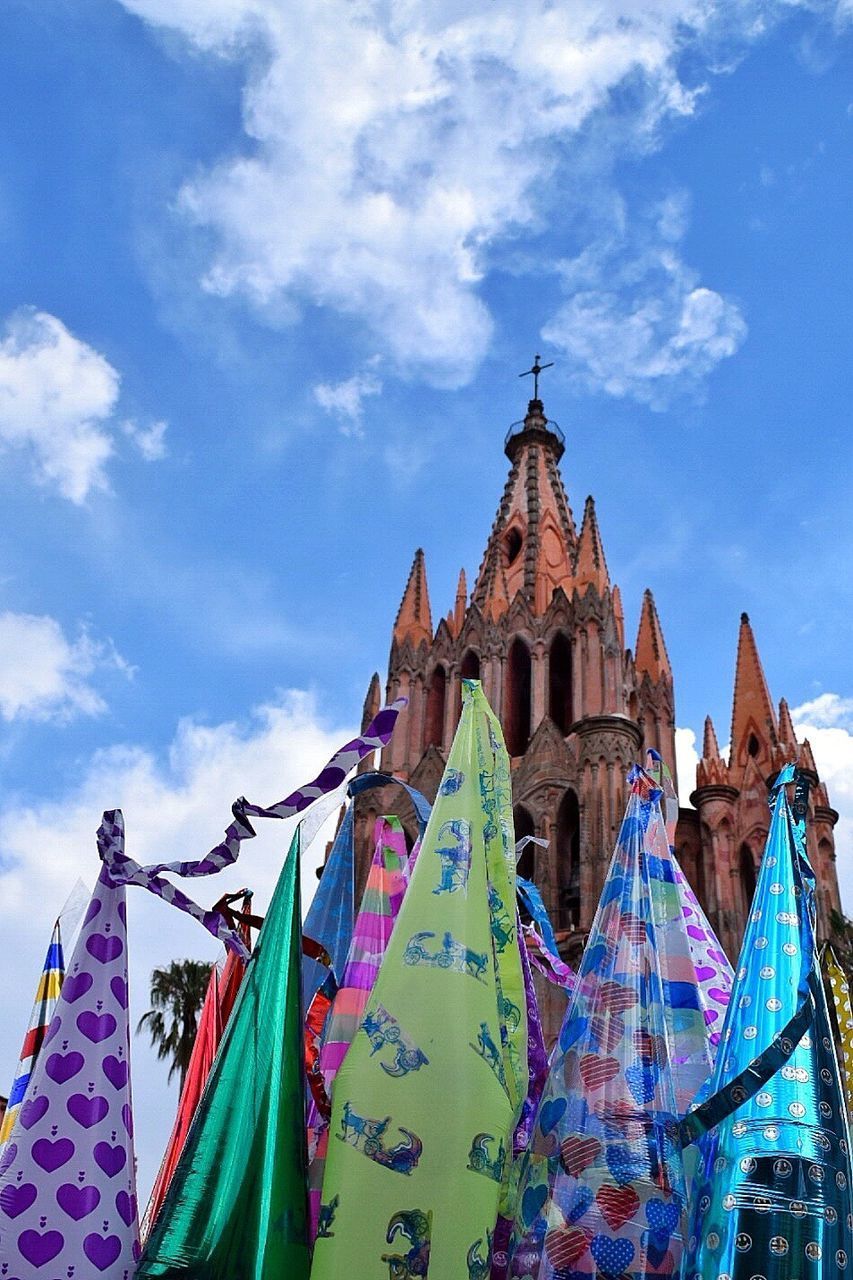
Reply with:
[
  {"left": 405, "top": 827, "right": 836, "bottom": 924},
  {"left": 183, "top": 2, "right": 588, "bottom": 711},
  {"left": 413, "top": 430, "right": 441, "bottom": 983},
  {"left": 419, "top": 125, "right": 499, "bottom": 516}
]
[
  {"left": 683, "top": 768, "right": 853, "bottom": 1278},
  {"left": 302, "top": 772, "right": 431, "bottom": 1005},
  {"left": 508, "top": 765, "right": 728, "bottom": 1279},
  {"left": 823, "top": 943, "right": 853, "bottom": 1120},
  {"left": 138, "top": 829, "right": 309, "bottom": 1279},
  {"left": 0, "top": 920, "right": 65, "bottom": 1148},
  {"left": 312, "top": 679, "right": 527, "bottom": 1279},
  {"left": 0, "top": 869, "right": 138, "bottom": 1279},
  {"left": 302, "top": 803, "right": 355, "bottom": 1002},
  {"left": 645, "top": 748, "right": 733, "bottom": 1056},
  {"left": 143, "top": 937, "right": 249, "bottom": 1235},
  {"left": 493, "top": 918, "right": 550, "bottom": 1279},
  {"left": 308, "top": 813, "right": 413, "bottom": 1238}
]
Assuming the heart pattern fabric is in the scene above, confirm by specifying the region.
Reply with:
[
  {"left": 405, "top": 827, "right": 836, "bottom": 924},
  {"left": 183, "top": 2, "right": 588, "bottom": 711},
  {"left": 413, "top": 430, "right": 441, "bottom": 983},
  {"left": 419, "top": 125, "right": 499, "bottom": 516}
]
[
  {"left": 507, "top": 759, "right": 732, "bottom": 1278},
  {"left": 0, "top": 869, "right": 140, "bottom": 1278}
]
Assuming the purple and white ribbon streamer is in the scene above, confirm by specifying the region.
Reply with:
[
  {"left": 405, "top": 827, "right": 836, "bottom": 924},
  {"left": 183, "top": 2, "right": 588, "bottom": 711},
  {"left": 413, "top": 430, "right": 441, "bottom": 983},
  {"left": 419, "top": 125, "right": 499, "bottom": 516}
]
[{"left": 97, "top": 699, "right": 405, "bottom": 958}]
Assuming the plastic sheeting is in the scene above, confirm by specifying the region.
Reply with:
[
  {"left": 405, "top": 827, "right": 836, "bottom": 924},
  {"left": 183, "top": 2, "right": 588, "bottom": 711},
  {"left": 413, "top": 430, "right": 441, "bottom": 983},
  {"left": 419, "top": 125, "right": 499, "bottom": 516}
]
[
  {"left": 312, "top": 679, "right": 526, "bottom": 1280},
  {"left": 138, "top": 829, "right": 309, "bottom": 1279},
  {"left": 0, "top": 919, "right": 65, "bottom": 1148},
  {"left": 509, "top": 764, "right": 730, "bottom": 1279},
  {"left": 302, "top": 772, "right": 431, "bottom": 1004},
  {"left": 683, "top": 767, "right": 853, "bottom": 1278},
  {"left": 307, "top": 813, "right": 414, "bottom": 1238}
]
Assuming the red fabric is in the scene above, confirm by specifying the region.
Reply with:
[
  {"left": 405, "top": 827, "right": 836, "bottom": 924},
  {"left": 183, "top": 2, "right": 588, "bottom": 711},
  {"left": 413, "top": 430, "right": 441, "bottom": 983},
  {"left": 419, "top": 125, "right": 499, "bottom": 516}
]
[{"left": 143, "top": 948, "right": 247, "bottom": 1232}]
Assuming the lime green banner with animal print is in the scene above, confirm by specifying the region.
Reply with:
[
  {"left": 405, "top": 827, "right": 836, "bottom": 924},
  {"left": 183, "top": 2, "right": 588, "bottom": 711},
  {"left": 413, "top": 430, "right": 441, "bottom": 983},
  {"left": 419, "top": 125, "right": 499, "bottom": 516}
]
[{"left": 312, "top": 679, "right": 526, "bottom": 1280}]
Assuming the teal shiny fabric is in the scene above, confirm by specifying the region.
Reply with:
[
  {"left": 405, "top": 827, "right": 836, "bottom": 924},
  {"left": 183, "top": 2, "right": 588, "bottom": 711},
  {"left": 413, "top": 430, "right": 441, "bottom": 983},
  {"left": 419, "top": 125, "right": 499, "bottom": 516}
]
[
  {"left": 138, "top": 829, "right": 309, "bottom": 1279},
  {"left": 684, "top": 770, "right": 853, "bottom": 1279}
]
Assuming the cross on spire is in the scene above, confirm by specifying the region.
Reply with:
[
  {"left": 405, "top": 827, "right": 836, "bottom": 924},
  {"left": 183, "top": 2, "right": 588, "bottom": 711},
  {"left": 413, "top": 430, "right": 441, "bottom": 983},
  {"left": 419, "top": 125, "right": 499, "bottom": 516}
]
[{"left": 519, "top": 353, "right": 554, "bottom": 400}]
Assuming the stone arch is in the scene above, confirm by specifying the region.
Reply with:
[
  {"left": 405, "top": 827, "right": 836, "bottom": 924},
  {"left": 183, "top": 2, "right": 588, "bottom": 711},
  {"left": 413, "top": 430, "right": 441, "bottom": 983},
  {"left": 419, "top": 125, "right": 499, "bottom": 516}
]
[
  {"left": 556, "top": 787, "right": 580, "bottom": 930},
  {"left": 424, "top": 664, "right": 446, "bottom": 749},
  {"left": 505, "top": 636, "right": 532, "bottom": 756},
  {"left": 460, "top": 649, "right": 480, "bottom": 681},
  {"left": 548, "top": 631, "right": 573, "bottom": 735},
  {"left": 505, "top": 525, "right": 523, "bottom": 567}
]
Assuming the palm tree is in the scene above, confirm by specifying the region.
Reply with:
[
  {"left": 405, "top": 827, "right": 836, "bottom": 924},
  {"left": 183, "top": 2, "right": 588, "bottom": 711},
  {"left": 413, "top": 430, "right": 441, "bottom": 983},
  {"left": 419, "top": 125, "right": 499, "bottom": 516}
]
[{"left": 137, "top": 959, "right": 212, "bottom": 1092}]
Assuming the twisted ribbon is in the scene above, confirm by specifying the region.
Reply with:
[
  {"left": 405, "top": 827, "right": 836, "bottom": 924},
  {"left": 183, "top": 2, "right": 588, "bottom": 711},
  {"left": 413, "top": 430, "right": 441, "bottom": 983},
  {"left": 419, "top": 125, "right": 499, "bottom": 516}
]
[{"left": 97, "top": 699, "right": 406, "bottom": 958}]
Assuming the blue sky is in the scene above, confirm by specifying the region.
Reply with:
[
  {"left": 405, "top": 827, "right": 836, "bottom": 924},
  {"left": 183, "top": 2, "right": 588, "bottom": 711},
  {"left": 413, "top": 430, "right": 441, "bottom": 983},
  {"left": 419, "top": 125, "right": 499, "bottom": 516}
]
[{"left": 0, "top": 0, "right": 852, "bottom": 1193}]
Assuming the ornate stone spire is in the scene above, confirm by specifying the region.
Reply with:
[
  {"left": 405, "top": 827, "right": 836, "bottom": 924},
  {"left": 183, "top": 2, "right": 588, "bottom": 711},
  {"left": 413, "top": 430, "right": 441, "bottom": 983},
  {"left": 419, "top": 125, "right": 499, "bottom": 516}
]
[
  {"left": 703, "top": 714, "right": 721, "bottom": 760},
  {"left": 472, "top": 393, "right": 576, "bottom": 616},
  {"left": 778, "top": 697, "right": 798, "bottom": 750},
  {"left": 612, "top": 583, "right": 625, "bottom": 649},
  {"left": 634, "top": 589, "right": 672, "bottom": 682},
  {"left": 573, "top": 495, "right": 610, "bottom": 595},
  {"left": 357, "top": 672, "right": 382, "bottom": 773},
  {"left": 392, "top": 548, "right": 433, "bottom": 648},
  {"left": 730, "top": 612, "right": 777, "bottom": 769},
  {"left": 451, "top": 568, "right": 467, "bottom": 636}
]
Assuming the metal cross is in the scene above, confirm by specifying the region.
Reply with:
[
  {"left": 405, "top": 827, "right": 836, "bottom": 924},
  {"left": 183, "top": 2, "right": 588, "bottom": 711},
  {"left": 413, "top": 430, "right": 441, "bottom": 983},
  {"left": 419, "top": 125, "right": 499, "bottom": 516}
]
[{"left": 519, "top": 353, "right": 554, "bottom": 400}]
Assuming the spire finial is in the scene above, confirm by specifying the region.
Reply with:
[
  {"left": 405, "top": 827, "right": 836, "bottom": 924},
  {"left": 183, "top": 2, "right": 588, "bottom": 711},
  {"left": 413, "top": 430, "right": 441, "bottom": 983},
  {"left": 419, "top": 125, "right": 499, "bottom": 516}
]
[{"left": 519, "top": 352, "right": 554, "bottom": 401}]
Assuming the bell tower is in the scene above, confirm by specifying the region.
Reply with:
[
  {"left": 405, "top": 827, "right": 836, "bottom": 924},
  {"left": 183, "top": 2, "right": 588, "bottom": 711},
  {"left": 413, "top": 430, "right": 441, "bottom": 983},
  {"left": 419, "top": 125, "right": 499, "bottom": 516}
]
[{"left": 360, "top": 371, "right": 677, "bottom": 1043}]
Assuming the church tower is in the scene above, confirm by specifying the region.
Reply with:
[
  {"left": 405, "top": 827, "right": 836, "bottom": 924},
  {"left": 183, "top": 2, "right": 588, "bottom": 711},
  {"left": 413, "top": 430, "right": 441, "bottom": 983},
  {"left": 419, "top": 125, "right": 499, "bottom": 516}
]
[
  {"left": 676, "top": 612, "right": 842, "bottom": 959},
  {"left": 350, "top": 375, "right": 844, "bottom": 1044},
  {"left": 359, "top": 381, "right": 677, "bottom": 1036}
]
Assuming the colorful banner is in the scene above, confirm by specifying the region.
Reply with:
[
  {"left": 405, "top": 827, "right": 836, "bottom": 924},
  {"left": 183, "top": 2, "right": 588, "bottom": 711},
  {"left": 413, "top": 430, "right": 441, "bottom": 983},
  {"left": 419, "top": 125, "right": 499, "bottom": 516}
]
[
  {"left": 138, "top": 829, "right": 309, "bottom": 1279},
  {"left": 142, "top": 899, "right": 253, "bottom": 1236},
  {"left": 823, "top": 942, "right": 853, "bottom": 1119},
  {"left": 0, "top": 865, "right": 139, "bottom": 1280},
  {"left": 308, "top": 813, "right": 414, "bottom": 1238},
  {"left": 683, "top": 766, "right": 853, "bottom": 1278},
  {"left": 493, "top": 917, "right": 549, "bottom": 1279},
  {"left": 508, "top": 765, "right": 727, "bottom": 1279},
  {"left": 0, "top": 919, "right": 65, "bottom": 1148},
  {"left": 303, "top": 771, "right": 430, "bottom": 1004},
  {"left": 312, "top": 679, "right": 526, "bottom": 1280}
]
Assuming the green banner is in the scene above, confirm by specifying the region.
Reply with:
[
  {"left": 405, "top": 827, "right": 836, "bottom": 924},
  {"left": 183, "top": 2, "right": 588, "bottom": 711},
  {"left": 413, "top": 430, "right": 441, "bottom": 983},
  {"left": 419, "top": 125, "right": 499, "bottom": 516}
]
[
  {"left": 312, "top": 679, "right": 526, "bottom": 1278},
  {"left": 139, "top": 828, "right": 309, "bottom": 1279}
]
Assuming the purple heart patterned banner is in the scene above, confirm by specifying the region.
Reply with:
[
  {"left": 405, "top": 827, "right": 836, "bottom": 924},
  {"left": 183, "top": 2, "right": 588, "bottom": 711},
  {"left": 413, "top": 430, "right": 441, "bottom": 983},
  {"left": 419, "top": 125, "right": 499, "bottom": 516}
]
[
  {"left": 97, "top": 699, "right": 406, "bottom": 958},
  {"left": 0, "top": 866, "right": 139, "bottom": 1280}
]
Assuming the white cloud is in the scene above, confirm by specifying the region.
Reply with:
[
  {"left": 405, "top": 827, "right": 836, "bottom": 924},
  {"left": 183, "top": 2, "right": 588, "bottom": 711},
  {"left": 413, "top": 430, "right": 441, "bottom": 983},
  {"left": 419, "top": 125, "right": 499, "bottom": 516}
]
[
  {"left": 675, "top": 725, "right": 700, "bottom": 806},
  {"left": 0, "top": 309, "right": 118, "bottom": 502},
  {"left": 313, "top": 369, "right": 382, "bottom": 436},
  {"left": 0, "top": 309, "right": 166, "bottom": 502},
  {"left": 0, "top": 689, "right": 361, "bottom": 1199},
  {"left": 792, "top": 694, "right": 853, "bottom": 916},
  {"left": 118, "top": 0, "right": 779, "bottom": 389},
  {"left": 121, "top": 417, "right": 169, "bottom": 460},
  {"left": 791, "top": 692, "right": 853, "bottom": 729},
  {"left": 0, "top": 611, "right": 131, "bottom": 722},
  {"left": 543, "top": 195, "right": 747, "bottom": 407}
]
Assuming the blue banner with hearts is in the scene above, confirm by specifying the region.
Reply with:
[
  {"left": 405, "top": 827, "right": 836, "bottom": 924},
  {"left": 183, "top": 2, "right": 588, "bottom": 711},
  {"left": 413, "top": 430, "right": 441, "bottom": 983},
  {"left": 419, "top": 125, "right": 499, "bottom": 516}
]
[{"left": 507, "top": 764, "right": 732, "bottom": 1279}]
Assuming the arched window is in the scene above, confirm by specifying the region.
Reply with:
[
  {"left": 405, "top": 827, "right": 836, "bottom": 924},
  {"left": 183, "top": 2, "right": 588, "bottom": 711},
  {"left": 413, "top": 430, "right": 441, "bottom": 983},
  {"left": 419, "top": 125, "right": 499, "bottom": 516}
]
[
  {"left": 425, "top": 665, "right": 446, "bottom": 749},
  {"left": 549, "top": 632, "right": 573, "bottom": 735},
  {"left": 556, "top": 789, "right": 580, "bottom": 930},
  {"left": 504, "top": 637, "right": 532, "bottom": 756},
  {"left": 740, "top": 843, "right": 756, "bottom": 911},
  {"left": 460, "top": 649, "right": 480, "bottom": 681},
  {"left": 505, "top": 527, "right": 523, "bottom": 566},
  {"left": 747, "top": 733, "right": 760, "bottom": 759},
  {"left": 514, "top": 805, "right": 536, "bottom": 881}
]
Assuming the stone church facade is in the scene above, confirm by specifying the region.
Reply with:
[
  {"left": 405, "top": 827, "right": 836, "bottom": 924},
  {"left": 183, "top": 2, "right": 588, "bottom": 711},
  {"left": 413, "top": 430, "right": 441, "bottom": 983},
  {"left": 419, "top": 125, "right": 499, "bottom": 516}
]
[{"left": 352, "top": 391, "right": 843, "bottom": 1040}]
